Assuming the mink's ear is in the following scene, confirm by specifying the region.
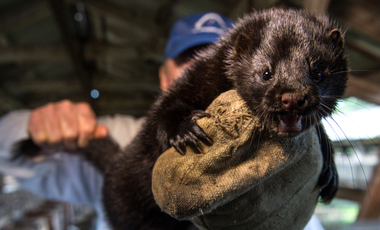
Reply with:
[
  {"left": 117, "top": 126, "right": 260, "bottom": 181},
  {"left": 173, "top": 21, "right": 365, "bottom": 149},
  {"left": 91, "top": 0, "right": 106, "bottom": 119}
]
[
  {"left": 233, "top": 33, "right": 251, "bottom": 60},
  {"left": 329, "top": 29, "right": 344, "bottom": 49}
]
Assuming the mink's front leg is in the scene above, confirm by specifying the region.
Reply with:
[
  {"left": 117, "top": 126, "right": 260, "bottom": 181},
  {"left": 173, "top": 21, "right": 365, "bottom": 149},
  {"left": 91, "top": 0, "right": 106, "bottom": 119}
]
[
  {"left": 168, "top": 110, "right": 213, "bottom": 154},
  {"left": 152, "top": 94, "right": 214, "bottom": 154}
]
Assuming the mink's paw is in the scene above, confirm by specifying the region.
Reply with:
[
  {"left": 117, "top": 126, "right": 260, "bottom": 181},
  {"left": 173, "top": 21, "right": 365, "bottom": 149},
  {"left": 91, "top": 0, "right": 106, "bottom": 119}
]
[
  {"left": 318, "top": 160, "right": 338, "bottom": 203},
  {"left": 169, "top": 110, "right": 213, "bottom": 155}
]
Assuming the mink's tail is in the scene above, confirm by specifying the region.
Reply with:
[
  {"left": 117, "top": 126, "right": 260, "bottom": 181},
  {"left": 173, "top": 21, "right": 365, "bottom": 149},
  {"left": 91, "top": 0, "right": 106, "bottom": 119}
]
[
  {"left": 11, "top": 137, "right": 121, "bottom": 173},
  {"left": 12, "top": 139, "right": 42, "bottom": 161}
]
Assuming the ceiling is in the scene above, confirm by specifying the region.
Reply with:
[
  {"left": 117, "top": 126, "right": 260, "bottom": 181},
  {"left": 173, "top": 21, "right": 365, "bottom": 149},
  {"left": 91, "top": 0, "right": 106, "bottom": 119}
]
[{"left": 0, "top": 0, "right": 379, "bottom": 117}]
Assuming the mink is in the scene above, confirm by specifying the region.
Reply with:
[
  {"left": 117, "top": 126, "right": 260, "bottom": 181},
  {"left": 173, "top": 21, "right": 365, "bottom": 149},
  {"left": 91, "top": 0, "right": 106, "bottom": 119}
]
[{"left": 14, "top": 8, "right": 347, "bottom": 230}]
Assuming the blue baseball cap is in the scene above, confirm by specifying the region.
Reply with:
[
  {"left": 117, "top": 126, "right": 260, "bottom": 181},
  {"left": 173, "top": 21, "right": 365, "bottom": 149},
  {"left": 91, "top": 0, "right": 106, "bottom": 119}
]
[{"left": 163, "top": 12, "right": 234, "bottom": 59}]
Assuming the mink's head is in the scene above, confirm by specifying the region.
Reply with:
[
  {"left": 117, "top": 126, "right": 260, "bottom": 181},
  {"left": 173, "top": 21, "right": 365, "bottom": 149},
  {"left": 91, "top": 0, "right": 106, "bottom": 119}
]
[{"left": 224, "top": 8, "right": 348, "bottom": 136}]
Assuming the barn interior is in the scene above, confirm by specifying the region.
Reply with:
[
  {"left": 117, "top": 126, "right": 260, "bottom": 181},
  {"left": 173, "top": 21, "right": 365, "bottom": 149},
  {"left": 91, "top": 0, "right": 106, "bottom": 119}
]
[{"left": 0, "top": 0, "right": 379, "bottom": 229}]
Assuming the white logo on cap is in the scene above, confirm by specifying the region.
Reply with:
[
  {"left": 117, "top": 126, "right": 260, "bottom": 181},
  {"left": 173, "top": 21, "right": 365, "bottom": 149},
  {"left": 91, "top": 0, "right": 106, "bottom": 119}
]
[{"left": 193, "top": 13, "right": 228, "bottom": 35}]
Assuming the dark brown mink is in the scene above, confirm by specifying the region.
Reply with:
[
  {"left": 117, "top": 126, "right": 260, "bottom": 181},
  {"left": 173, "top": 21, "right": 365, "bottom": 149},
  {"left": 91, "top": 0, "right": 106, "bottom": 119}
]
[{"left": 14, "top": 8, "right": 348, "bottom": 230}]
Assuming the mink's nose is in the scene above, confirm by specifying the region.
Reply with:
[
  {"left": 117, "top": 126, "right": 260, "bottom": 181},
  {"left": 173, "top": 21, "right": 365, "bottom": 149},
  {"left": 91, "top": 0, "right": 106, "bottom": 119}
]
[{"left": 281, "top": 93, "right": 306, "bottom": 110}]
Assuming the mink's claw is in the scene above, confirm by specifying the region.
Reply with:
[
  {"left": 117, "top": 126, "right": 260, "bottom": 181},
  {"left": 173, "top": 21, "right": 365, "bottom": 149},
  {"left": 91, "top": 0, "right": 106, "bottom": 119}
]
[
  {"left": 170, "top": 138, "right": 186, "bottom": 155},
  {"left": 169, "top": 110, "right": 213, "bottom": 154},
  {"left": 190, "top": 110, "right": 211, "bottom": 121}
]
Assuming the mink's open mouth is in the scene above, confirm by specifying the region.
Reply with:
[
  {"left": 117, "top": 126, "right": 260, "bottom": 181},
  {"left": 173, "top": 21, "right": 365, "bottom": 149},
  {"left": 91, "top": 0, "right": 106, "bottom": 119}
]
[{"left": 277, "top": 115, "right": 303, "bottom": 134}]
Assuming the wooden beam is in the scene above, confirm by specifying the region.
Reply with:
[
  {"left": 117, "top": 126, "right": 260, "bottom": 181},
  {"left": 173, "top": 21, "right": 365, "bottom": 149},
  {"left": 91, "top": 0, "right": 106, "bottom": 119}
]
[
  {"left": 251, "top": 0, "right": 282, "bottom": 9},
  {"left": 0, "top": 46, "right": 69, "bottom": 62},
  {"left": 0, "top": 0, "right": 50, "bottom": 34},
  {"left": 24, "top": 94, "right": 89, "bottom": 109},
  {"left": 96, "top": 108, "right": 148, "bottom": 117},
  {"left": 8, "top": 89, "right": 155, "bottom": 117},
  {"left": 332, "top": 137, "right": 380, "bottom": 149},
  {"left": 303, "top": 0, "right": 331, "bottom": 14},
  {"left": 5, "top": 79, "right": 82, "bottom": 95},
  {"left": 95, "top": 98, "right": 154, "bottom": 111},
  {"left": 71, "top": 0, "right": 162, "bottom": 38},
  {"left": 0, "top": 89, "right": 25, "bottom": 115},
  {"left": 345, "top": 37, "right": 380, "bottom": 64},
  {"left": 0, "top": 44, "right": 161, "bottom": 62},
  {"left": 93, "top": 80, "right": 159, "bottom": 94},
  {"left": 84, "top": 43, "right": 154, "bottom": 60},
  {"left": 335, "top": 187, "right": 366, "bottom": 202},
  {"left": 4, "top": 77, "right": 159, "bottom": 95},
  {"left": 357, "top": 161, "right": 380, "bottom": 219},
  {"left": 330, "top": 1, "right": 380, "bottom": 41},
  {"left": 229, "top": 0, "right": 285, "bottom": 19},
  {"left": 358, "top": 0, "right": 380, "bottom": 13},
  {"left": 96, "top": 60, "right": 160, "bottom": 82},
  {"left": 346, "top": 74, "right": 380, "bottom": 105}
]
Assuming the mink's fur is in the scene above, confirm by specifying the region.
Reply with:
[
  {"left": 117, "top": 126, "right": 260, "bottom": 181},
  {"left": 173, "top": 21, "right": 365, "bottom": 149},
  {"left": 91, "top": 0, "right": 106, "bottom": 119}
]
[{"left": 14, "top": 8, "right": 348, "bottom": 230}]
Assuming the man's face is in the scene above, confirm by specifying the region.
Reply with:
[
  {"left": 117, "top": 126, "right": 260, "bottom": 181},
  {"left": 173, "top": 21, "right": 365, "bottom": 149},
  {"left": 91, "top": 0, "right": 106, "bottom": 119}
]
[
  {"left": 160, "top": 58, "right": 194, "bottom": 91},
  {"left": 159, "top": 45, "right": 208, "bottom": 92}
]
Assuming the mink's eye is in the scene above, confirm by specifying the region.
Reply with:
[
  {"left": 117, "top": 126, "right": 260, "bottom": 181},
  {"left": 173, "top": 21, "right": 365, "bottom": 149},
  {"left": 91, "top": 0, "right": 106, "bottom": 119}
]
[
  {"left": 262, "top": 69, "right": 273, "bottom": 81},
  {"left": 311, "top": 71, "right": 323, "bottom": 83}
]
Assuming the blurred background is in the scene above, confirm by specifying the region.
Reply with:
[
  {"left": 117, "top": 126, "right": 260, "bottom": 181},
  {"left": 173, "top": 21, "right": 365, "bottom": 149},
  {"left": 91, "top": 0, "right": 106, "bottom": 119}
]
[{"left": 0, "top": 0, "right": 379, "bottom": 229}]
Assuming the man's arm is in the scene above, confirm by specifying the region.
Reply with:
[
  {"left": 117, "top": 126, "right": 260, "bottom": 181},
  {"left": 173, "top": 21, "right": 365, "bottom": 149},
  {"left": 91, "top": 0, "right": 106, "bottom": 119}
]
[
  {"left": 0, "top": 103, "right": 107, "bottom": 203},
  {"left": 0, "top": 110, "right": 50, "bottom": 178},
  {"left": 0, "top": 98, "right": 146, "bottom": 177}
]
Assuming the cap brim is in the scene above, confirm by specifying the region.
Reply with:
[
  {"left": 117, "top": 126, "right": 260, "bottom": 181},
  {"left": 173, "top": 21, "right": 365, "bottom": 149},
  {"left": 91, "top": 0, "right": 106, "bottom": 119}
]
[{"left": 165, "top": 33, "right": 220, "bottom": 59}]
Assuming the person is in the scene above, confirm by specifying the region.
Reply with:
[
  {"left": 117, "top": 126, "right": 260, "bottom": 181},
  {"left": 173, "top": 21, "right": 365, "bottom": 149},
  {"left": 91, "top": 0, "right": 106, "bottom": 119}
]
[{"left": 0, "top": 12, "right": 325, "bottom": 230}]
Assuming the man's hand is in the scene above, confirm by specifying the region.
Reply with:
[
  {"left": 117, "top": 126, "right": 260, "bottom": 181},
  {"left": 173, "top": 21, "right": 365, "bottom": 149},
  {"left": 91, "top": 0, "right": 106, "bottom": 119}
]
[{"left": 28, "top": 100, "right": 108, "bottom": 148}]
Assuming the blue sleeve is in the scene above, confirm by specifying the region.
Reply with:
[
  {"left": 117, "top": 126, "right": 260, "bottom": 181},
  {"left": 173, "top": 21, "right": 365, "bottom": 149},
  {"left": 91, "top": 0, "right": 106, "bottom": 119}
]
[
  {"left": 17, "top": 153, "right": 104, "bottom": 208},
  {"left": 0, "top": 110, "right": 59, "bottom": 178}
]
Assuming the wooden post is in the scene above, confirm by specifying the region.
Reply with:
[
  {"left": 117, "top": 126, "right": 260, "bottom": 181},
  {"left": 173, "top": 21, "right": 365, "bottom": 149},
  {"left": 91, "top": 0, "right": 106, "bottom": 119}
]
[{"left": 357, "top": 153, "right": 380, "bottom": 219}]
